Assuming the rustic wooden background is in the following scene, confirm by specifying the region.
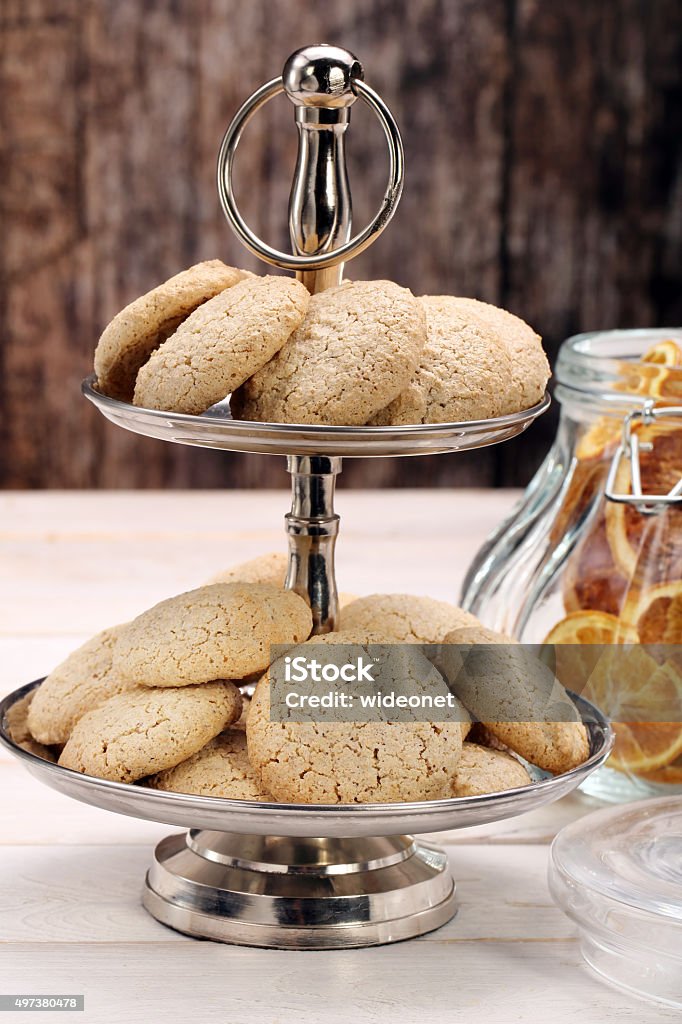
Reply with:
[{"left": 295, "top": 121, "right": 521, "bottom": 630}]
[{"left": 1, "top": 0, "right": 680, "bottom": 490}]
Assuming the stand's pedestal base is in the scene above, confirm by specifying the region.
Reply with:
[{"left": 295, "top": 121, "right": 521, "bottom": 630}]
[{"left": 143, "top": 830, "right": 456, "bottom": 949}]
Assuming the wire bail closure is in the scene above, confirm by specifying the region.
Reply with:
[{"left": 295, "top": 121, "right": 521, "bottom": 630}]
[
  {"left": 216, "top": 44, "right": 405, "bottom": 295},
  {"left": 604, "top": 401, "right": 682, "bottom": 514}
]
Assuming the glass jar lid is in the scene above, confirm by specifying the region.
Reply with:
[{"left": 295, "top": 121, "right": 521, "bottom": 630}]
[{"left": 549, "top": 796, "right": 682, "bottom": 1008}]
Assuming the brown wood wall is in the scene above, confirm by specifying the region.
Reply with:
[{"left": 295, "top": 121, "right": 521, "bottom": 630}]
[{"left": 1, "top": 0, "right": 680, "bottom": 490}]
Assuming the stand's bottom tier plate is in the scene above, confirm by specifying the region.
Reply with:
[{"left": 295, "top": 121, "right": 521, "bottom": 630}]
[
  {"left": 1, "top": 682, "right": 612, "bottom": 949},
  {"left": 1, "top": 683, "right": 611, "bottom": 837}
]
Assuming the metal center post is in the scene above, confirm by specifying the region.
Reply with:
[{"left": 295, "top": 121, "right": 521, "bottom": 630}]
[{"left": 285, "top": 455, "right": 342, "bottom": 633}]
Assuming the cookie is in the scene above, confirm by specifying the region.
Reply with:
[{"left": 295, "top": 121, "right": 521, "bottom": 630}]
[
  {"left": 114, "top": 582, "right": 313, "bottom": 686},
  {"left": 450, "top": 297, "right": 550, "bottom": 411},
  {"left": 451, "top": 742, "right": 531, "bottom": 796},
  {"left": 247, "top": 635, "right": 468, "bottom": 804},
  {"left": 231, "top": 280, "right": 426, "bottom": 425},
  {"left": 27, "top": 625, "right": 137, "bottom": 745},
  {"left": 438, "top": 624, "right": 589, "bottom": 774},
  {"left": 340, "top": 594, "right": 479, "bottom": 644},
  {"left": 5, "top": 691, "right": 58, "bottom": 762},
  {"left": 58, "top": 681, "right": 242, "bottom": 783},
  {"left": 146, "top": 729, "right": 270, "bottom": 800},
  {"left": 371, "top": 295, "right": 520, "bottom": 425},
  {"left": 94, "top": 260, "right": 248, "bottom": 401},
  {"left": 207, "top": 552, "right": 288, "bottom": 588},
  {"left": 133, "top": 276, "right": 310, "bottom": 414}
]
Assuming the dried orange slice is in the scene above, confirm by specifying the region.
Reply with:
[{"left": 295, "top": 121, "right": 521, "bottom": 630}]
[
  {"left": 624, "top": 581, "right": 682, "bottom": 644},
  {"left": 618, "top": 339, "right": 682, "bottom": 398},
  {"left": 604, "top": 423, "right": 682, "bottom": 578},
  {"left": 562, "top": 517, "right": 628, "bottom": 616},
  {"left": 543, "top": 610, "right": 626, "bottom": 695},
  {"left": 544, "top": 610, "right": 621, "bottom": 645},
  {"left": 638, "top": 753, "right": 682, "bottom": 785},
  {"left": 576, "top": 418, "right": 621, "bottom": 461},
  {"left": 585, "top": 650, "right": 682, "bottom": 774},
  {"left": 610, "top": 721, "right": 682, "bottom": 774},
  {"left": 642, "top": 340, "right": 682, "bottom": 366}
]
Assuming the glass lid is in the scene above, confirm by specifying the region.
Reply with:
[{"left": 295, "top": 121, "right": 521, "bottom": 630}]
[{"left": 550, "top": 796, "right": 682, "bottom": 1008}]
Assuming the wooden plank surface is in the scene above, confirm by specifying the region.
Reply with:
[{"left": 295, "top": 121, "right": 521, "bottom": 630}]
[
  {"left": 0, "top": 490, "right": 674, "bottom": 1023},
  {"left": 1, "top": 0, "right": 680, "bottom": 490}
]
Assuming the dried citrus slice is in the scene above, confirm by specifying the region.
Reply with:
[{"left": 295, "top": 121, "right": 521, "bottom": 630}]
[
  {"left": 642, "top": 340, "right": 682, "bottom": 366},
  {"left": 543, "top": 610, "right": 626, "bottom": 695},
  {"left": 562, "top": 517, "right": 628, "bottom": 616},
  {"left": 610, "top": 721, "right": 682, "bottom": 774},
  {"left": 617, "top": 339, "right": 682, "bottom": 398},
  {"left": 624, "top": 581, "right": 682, "bottom": 644},
  {"left": 638, "top": 752, "right": 682, "bottom": 785},
  {"left": 604, "top": 423, "right": 682, "bottom": 578},
  {"left": 544, "top": 609, "right": 621, "bottom": 645},
  {"left": 576, "top": 418, "right": 621, "bottom": 461}
]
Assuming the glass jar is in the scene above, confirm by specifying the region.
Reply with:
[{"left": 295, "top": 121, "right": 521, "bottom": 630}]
[{"left": 461, "top": 328, "right": 682, "bottom": 802}]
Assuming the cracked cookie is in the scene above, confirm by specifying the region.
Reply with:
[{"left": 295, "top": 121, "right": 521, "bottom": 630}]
[
  {"left": 207, "top": 552, "right": 289, "bottom": 588},
  {"left": 231, "top": 280, "right": 426, "bottom": 425},
  {"left": 58, "top": 681, "right": 242, "bottom": 782},
  {"left": 438, "top": 623, "right": 589, "bottom": 774},
  {"left": 340, "top": 593, "right": 479, "bottom": 644},
  {"left": 133, "top": 276, "right": 310, "bottom": 414},
  {"left": 448, "top": 297, "right": 549, "bottom": 412},
  {"left": 246, "top": 634, "right": 468, "bottom": 803},
  {"left": 28, "top": 625, "right": 137, "bottom": 745},
  {"left": 146, "top": 728, "right": 270, "bottom": 800},
  {"left": 95, "top": 260, "right": 249, "bottom": 401},
  {"left": 451, "top": 742, "right": 532, "bottom": 796},
  {"left": 114, "top": 582, "right": 313, "bottom": 686},
  {"left": 370, "top": 295, "right": 524, "bottom": 425}
]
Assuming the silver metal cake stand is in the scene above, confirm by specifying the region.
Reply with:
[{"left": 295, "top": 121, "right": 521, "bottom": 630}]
[{"left": 3, "top": 45, "right": 613, "bottom": 948}]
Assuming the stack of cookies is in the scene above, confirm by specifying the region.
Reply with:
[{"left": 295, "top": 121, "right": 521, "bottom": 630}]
[
  {"left": 94, "top": 261, "right": 550, "bottom": 425},
  {"left": 12, "top": 554, "right": 590, "bottom": 804}
]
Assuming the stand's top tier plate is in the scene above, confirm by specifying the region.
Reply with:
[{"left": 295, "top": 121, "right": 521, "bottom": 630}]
[{"left": 83, "top": 376, "right": 550, "bottom": 458}]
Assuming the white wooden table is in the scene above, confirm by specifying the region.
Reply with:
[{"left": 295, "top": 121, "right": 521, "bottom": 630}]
[{"left": 0, "top": 491, "right": 675, "bottom": 1024}]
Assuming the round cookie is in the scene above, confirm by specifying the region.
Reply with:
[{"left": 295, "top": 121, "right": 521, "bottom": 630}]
[
  {"left": 133, "top": 276, "right": 310, "bottom": 415},
  {"left": 146, "top": 729, "right": 270, "bottom": 800},
  {"left": 231, "top": 280, "right": 426, "bottom": 425},
  {"left": 370, "top": 295, "right": 518, "bottom": 425},
  {"left": 450, "top": 297, "right": 550, "bottom": 411},
  {"left": 94, "top": 260, "right": 249, "bottom": 401},
  {"left": 451, "top": 742, "right": 531, "bottom": 797},
  {"left": 207, "top": 552, "right": 288, "bottom": 588},
  {"left": 340, "top": 594, "right": 479, "bottom": 644},
  {"left": 5, "top": 690, "right": 58, "bottom": 762},
  {"left": 58, "top": 681, "right": 242, "bottom": 783},
  {"left": 247, "top": 634, "right": 468, "bottom": 804},
  {"left": 27, "top": 625, "right": 137, "bottom": 745},
  {"left": 114, "top": 582, "right": 313, "bottom": 686},
  {"left": 439, "top": 624, "right": 589, "bottom": 774}
]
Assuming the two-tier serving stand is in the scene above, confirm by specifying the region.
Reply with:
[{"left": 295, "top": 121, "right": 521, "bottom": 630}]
[{"left": 0, "top": 46, "right": 612, "bottom": 949}]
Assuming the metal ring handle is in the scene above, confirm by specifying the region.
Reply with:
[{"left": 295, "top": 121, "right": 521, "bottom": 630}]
[{"left": 216, "top": 77, "right": 404, "bottom": 271}]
